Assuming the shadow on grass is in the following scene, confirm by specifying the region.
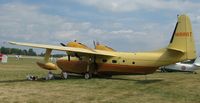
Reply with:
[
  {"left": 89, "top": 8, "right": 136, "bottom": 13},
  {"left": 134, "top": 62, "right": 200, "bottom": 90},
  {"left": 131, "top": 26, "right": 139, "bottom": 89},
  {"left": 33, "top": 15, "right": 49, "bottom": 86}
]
[
  {"left": 135, "top": 79, "right": 163, "bottom": 84},
  {"left": 0, "top": 79, "right": 31, "bottom": 83},
  {"left": 0, "top": 75, "right": 163, "bottom": 84},
  {"left": 0, "top": 76, "right": 85, "bottom": 84},
  {"left": 106, "top": 77, "right": 163, "bottom": 84}
]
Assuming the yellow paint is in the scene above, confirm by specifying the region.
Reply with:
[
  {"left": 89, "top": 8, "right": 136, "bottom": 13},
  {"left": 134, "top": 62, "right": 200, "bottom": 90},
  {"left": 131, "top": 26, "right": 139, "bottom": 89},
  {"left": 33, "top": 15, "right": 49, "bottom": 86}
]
[{"left": 37, "top": 62, "right": 58, "bottom": 70}]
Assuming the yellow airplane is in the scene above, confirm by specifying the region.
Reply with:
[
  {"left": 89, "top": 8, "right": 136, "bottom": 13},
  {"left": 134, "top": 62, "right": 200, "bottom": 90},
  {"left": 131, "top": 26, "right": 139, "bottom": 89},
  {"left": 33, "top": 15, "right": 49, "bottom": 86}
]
[{"left": 9, "top": 14, "right": 196, "bottom": 79}]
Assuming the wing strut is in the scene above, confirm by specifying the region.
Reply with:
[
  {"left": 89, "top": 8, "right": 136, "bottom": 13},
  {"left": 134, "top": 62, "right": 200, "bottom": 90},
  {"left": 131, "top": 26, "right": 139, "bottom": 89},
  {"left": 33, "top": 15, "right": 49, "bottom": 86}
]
[{"left": 44, "top": 49, "right": 52, "bottom": 63}]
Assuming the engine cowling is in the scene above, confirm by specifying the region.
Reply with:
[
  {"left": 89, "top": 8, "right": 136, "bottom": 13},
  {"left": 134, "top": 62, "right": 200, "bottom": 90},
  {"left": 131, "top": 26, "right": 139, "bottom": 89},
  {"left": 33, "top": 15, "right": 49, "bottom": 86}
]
[
  {"left": 64, "top": 41, "right": 92, "bottom": 57},
  {"left": 95, "top": 44, "right": 115, "bottom": 52},
  {"left": 66, "top": 41, "right": 91, "bottom": 50}
]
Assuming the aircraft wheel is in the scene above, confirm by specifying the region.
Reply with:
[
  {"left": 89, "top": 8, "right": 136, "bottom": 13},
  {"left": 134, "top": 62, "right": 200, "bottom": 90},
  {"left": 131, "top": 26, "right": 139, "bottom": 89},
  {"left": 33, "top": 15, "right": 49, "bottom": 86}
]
[
  {"left": 84, "top": 73, "right": 91, "bottom": 79},
  {"left": 62, "top": 72, "right": 68, "bottom": 79}
]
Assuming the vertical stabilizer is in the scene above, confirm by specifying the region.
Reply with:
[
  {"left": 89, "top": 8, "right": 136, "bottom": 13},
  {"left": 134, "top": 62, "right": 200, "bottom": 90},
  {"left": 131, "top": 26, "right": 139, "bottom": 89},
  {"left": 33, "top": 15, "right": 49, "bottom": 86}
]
[{"left": 168, "top": 14, "right": 196, "bottom": 59}]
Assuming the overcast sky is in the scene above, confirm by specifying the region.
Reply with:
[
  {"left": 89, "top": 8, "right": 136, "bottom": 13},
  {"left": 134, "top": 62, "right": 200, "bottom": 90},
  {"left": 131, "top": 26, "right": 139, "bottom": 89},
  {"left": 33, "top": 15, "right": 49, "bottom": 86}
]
[{"left": 0, "top": 0, "right": 200, "bottom": 54}]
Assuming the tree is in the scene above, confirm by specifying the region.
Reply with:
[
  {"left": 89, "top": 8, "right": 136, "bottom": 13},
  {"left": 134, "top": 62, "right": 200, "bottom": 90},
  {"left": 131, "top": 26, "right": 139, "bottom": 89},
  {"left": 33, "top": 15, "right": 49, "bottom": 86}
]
[
  {"left": 0, "top": 47, "right": 37, "bottom": 56},
  {"left": 0, "top": 47, "right": 9, "bottom": 54},
  {"left": 28, "top": 48, "right": 37, "bottom": 56},
  {"left": 22, "top": 50, "right": 28, "bottom": 55}
]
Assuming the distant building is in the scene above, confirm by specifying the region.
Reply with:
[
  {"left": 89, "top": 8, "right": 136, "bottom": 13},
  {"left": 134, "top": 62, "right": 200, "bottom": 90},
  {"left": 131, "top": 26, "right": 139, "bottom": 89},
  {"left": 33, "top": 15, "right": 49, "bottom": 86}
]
[
  {"left": 0, "top": 54, "right": 8, "bottom": 63},
  {"left": 0, "top": 54, "right": 3, "bottom": 61}
]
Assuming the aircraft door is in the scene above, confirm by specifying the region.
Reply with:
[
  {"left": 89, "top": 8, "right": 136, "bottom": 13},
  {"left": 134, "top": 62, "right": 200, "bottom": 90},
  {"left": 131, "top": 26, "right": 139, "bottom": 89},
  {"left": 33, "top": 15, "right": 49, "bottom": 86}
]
[{"left": 89, "top": 56, "right": 98, "bottom": 74}]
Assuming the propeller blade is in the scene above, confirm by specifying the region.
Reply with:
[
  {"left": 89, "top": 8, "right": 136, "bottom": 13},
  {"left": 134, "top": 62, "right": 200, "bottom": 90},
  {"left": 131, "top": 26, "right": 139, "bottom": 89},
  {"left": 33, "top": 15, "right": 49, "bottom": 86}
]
[
  {"left": 60, "top": 43, "right": 66, "bottom": 46},
  {"left": 93, "top": 40, "right": 96, "bottom": 47}
]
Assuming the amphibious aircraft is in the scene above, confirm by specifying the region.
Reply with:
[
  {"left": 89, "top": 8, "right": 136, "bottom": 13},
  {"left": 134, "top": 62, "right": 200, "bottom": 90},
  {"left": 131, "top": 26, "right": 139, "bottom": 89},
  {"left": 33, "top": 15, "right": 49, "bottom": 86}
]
[
  {"left": 160, "top": 56, "right": 200, "bottom": 73},
  {"left": 9, "top": 14, "right": 197, "bottom": 79}
]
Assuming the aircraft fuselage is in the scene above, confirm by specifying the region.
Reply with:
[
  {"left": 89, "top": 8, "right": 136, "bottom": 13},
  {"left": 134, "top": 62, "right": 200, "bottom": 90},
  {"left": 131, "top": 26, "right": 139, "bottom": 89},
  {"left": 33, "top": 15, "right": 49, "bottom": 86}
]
[{"left": 56, "top": 49, "right": 187, "bottom": 75}]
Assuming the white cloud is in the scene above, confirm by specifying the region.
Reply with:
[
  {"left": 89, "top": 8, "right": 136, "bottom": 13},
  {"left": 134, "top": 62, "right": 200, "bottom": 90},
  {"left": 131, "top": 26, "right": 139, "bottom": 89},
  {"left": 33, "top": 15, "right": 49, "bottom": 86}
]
[
  {"left": 0, "top": 2, "right": 172, "bottom": 51},
  {"left": 76, "top": 0, "right": 200, "bottom": 12},
  {"left": 1, "top": 1, "right": 199, "bottom": 53},
  {"left": 0, "top": 3, "right": 94, "bottom": 44},
  {"left": 111, "top": 29, "right": 134, "bottom": 34}
]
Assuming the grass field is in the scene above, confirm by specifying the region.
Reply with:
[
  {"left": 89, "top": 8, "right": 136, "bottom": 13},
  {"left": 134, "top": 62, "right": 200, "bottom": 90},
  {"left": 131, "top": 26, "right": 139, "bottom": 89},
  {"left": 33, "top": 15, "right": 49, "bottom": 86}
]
[{"left": 0, "top": 57, "right": 200, "bottom": 103}]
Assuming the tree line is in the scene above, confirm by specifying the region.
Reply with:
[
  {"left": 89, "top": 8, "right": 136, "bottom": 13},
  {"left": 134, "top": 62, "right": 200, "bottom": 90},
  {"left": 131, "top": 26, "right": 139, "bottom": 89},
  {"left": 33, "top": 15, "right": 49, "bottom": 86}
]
[
  {"left": 0, "top": 47, "right": 37, "bottom": 56},
  {"left": 0, "top": 47, "right": 66, "bottom": 57}
]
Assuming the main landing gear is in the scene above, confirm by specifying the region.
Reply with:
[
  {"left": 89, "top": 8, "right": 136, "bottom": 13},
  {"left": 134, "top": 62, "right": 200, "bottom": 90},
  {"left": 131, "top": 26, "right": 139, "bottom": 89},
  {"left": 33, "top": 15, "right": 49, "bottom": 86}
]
[
  {"left": 61, "top": 72, "right": 68, "bottom": 79},
  {"left": 61, "top": 72, "right": 92, "bottom": 79},
  {"left": 84, "top": 73, "right": 92, "bottom": 79}
]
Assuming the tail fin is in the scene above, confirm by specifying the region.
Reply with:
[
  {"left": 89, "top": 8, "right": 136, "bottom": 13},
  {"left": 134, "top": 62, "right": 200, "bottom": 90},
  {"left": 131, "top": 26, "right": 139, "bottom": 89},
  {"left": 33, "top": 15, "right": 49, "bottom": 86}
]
[
  {"left": 168, "top": 14, "right": 196, "bottom": 59},
  {"left": 194, "top": 56, "right": 200, "bottom": 66}
]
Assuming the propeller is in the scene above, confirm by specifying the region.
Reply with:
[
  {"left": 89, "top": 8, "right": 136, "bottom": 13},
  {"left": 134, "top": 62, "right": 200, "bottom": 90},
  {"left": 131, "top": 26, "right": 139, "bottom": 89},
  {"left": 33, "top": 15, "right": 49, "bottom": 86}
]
[
  {"left": 93, "top": 40, "right": 96, "bottom": 48},
  {"left": 93, "top": 40, "right": 100, "bottom": 48},
  {"left": 60, "top": 43, "right": 66, "bottom": 46}
]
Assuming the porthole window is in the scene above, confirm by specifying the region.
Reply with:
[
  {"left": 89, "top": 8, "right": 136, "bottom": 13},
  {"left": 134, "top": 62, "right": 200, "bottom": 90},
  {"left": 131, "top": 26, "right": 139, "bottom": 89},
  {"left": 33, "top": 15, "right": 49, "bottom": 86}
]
[
  {"left": 112, "top": 60, "right": 117, "bottom": 63},
  {"left": 132, "top": 62, "right": 135, "bottom": 64},
  {"left": 102, "top": 59, "right": 107, "bottom": 63},
  {"left": 122, "top": 60, "right": 125, "bottom": 63}
]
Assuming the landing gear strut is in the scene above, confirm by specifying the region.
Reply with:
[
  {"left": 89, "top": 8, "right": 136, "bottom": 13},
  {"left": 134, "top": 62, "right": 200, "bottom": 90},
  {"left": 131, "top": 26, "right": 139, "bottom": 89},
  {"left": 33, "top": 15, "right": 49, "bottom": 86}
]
[{"left": 84, "top": 57, "right": 93, "bottom": 80}]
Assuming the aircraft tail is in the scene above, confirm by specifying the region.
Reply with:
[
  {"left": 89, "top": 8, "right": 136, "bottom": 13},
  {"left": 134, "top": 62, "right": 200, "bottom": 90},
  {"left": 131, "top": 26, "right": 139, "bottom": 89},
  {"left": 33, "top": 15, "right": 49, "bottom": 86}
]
[
  {"left": 194, "top": 56, "right": 200, "bottom": 66},
  {"left": 167, "top": 14, "right": 196, "bottom": 60}
]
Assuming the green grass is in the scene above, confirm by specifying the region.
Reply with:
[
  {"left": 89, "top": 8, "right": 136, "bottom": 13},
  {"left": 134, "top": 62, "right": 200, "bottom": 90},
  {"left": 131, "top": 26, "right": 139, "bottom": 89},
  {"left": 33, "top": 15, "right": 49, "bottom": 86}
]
[{"left": 0, "top": 57, "right": 200, "bottom": 103}]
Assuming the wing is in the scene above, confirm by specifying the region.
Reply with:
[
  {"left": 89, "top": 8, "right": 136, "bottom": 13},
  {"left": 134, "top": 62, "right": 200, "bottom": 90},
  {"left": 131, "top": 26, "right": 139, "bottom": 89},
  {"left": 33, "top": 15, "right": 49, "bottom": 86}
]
[{"left": 8, "top": 41, "right": 117, "bottom": 57}]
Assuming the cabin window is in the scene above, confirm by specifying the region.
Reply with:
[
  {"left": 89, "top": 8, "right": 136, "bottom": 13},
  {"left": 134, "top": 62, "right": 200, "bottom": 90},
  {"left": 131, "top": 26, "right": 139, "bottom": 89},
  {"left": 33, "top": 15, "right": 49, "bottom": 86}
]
[
  {"left": 132, "top": 61, "right": 135, "bottom": 64},
  {"left": 102, "top": 59, "right": 107, "bottom": 63},
  {"left": 112, "top": 60, "right": 117, "bottom": 63},
  {"left": 122, "top": 60, "right": 125, "bottom": 63}
]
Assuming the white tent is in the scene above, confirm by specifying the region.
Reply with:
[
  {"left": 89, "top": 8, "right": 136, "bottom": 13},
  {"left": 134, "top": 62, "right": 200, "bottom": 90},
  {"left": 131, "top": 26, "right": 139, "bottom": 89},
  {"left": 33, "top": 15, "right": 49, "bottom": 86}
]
[{"left": 1, "top": 55, "right": 8, "bottom": 63}]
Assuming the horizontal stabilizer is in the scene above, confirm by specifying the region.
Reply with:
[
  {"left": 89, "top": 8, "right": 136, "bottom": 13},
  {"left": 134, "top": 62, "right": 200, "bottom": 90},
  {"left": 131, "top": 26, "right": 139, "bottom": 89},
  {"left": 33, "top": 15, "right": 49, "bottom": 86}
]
[
  {"left": 194, "top": 63, "right": 200, "bottom": 67},
  {"left": 167, "top": 47, "right": 185, "bottom": 53}
]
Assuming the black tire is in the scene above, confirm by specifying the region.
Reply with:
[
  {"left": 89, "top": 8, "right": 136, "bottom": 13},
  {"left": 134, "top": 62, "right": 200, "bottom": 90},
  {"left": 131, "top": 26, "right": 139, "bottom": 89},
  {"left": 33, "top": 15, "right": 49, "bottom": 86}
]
[{"left": 84, "top": 73, "right": 92, "bottom": 79}]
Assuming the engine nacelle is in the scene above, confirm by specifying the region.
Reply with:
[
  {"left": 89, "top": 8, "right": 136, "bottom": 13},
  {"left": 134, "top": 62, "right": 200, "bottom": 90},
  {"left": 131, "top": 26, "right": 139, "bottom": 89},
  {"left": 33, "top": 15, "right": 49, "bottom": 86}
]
[
  {"left": 65, "top": 41, "right": 92, "bottom": 57},
  {"left": 66, "top": 41, "right": 91, "bottom": 50},
  {"left": 95, "top": 44, "right": 115, "bottom": 52}
]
